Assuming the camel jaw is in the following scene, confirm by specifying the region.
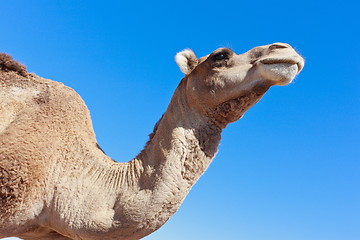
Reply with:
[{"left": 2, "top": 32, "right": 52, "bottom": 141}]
[{"left": 206, "top": 85, "right": 270, "bottom": 129}]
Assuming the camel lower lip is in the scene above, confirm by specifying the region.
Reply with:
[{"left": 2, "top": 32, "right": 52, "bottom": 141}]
[{"left": 261, "top": 63, "right": 299, "bottom": 85}]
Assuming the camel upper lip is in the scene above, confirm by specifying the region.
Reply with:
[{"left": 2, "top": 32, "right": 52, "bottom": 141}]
[{"left": 260, "top": 58, "right": 304, "bottom": 72}]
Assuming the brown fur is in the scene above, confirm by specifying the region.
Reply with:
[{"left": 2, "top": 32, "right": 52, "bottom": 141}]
[{"left": 0, "top": 53, "right": 27, "bottom": 77}]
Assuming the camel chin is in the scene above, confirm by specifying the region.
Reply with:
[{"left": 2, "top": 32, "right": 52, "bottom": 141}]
[
  {"left": 259, "top": 55, "right": 304, "bottom": 86},
  {"left": 261, "top": 63, "right": 300, "bottom": 86}
]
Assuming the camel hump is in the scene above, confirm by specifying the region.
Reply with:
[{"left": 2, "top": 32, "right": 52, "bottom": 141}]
[{"left": 0, "top": 53, "right": 28, "bottom": 77}]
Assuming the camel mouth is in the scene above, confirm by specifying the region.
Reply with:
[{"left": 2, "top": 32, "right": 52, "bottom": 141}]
[
  {"left": 258, "top": 57, "right": 304, "bottom": 86},
  {"left": 260, "top": 58, "right": 304, "bottom": 73}
]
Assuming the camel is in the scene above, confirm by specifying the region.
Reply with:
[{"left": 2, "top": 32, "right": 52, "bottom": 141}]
[{"left": 0, "top": 43, "right": 304, "bottom": 240}]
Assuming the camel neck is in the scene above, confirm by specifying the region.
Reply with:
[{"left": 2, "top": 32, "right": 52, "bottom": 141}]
[
  {"left": 106, "top": 80, "right": 222, "bottom": 239},
  {"left": 136, "top": 80, "right": 222, "bottom": 187}
]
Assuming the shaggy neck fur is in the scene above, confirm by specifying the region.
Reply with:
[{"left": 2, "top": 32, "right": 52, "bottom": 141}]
[{"left": 206, "top": 84, "right": 270, "bottom": 129}]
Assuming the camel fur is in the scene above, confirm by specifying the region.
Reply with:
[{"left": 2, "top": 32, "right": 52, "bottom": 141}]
[{"left": 0, "top": 43, "right": 304, "bottom": 240}]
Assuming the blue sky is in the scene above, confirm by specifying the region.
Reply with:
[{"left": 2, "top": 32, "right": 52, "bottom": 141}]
[{"left": 1, "top": 1, "right": 359, "bottom": 240}]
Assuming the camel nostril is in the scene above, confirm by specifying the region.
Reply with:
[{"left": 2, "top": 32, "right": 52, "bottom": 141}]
[{"left": 269, "top": 43, "right": 290, "bottom": 50}]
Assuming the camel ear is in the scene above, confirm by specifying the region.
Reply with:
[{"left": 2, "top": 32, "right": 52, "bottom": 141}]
[{"left": 175, "top": 49, "right": 198, "bottom": 75}]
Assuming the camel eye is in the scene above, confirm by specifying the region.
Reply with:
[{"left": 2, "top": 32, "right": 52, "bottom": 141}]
[{"left": 214, "top": 53, "right": 227, "bottom": 61}]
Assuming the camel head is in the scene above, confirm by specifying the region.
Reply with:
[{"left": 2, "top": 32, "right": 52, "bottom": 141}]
[{"left": 175, "top": 43, "right": 304, "bottom": 128}]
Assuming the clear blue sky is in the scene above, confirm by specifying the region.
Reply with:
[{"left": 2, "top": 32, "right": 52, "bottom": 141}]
[{"left": 1, "top": 1, "right": 359, "bottom": 240}]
